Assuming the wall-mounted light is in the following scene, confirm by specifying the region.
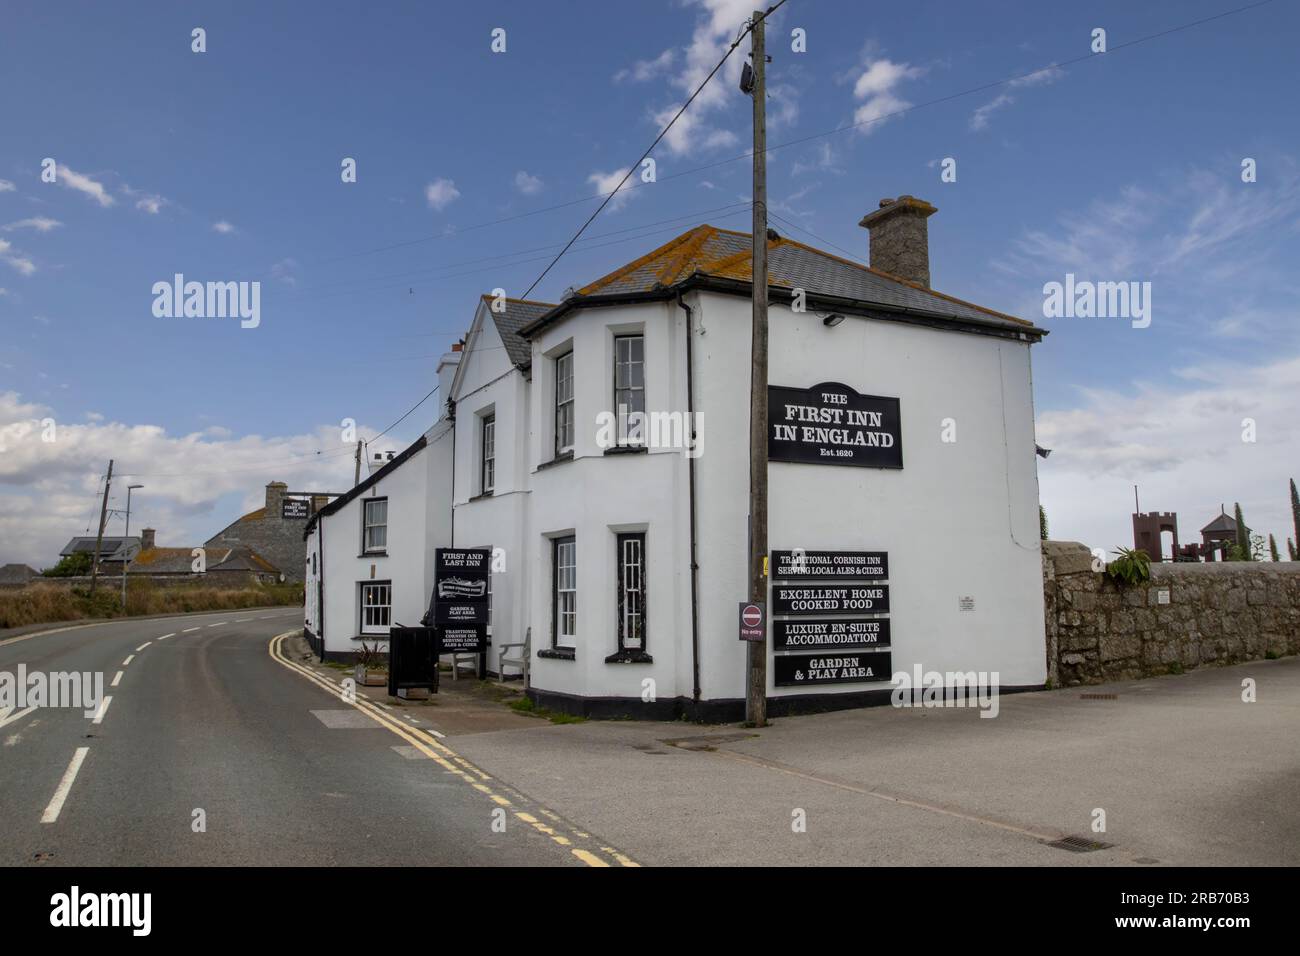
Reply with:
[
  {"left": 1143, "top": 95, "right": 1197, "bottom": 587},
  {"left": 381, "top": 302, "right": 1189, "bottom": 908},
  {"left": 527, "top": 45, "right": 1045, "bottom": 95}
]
[{"left": 822, "top": 313, "right": 845, "bottom": 328}]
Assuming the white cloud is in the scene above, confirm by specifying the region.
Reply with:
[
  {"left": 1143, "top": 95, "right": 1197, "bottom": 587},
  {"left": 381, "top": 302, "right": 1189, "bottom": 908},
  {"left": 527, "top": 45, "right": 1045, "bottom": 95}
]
[
  {"left": 0, "top": 238, "right": 36, "bottom": 276},
  {"left": 587, "top": 168, "right": 639, "bottom": 211},
  {"left": 970, "top": 64, "right": 1064, "bottom": 131},
  {"left": 424, "top": 178, "right": 460, "bottom": 211},
  {"left": 135, "top": 194, "right": 168, "bottom": 214},
  {"left": 513, "top": 170, "right": 543, "bottom": 195},
  {"left": 792, "top": 141, "right": 840, "bottom": 176},
  {"left": 1038, "top": 351, "right": 1300, "bottom": 558},
  {"left": 270, "top": 258, "right": 299, "bottom": 287},
  {"left": 212, "top": 220, "right": 236, "bottom": 234},
  {"left": 643, "top": 0, "right": 759, "bottom": 156},
  {"left": 2, "top": 216, "right": 62, "bottom": 233},
  {"left": 0, "top": 179, "right": 15, "bottom": 192},
  {"left": 614, "top": 48, "right": 675, "bottom": 83},
  {"left": 850, "top": 58, "right": 924, "bottom": 135},
  {"left": 56, "top": 165, "right": 115, "bottom": 207},
  {"left": 0, "top": 390, "right": 382, "bottom": 567}
]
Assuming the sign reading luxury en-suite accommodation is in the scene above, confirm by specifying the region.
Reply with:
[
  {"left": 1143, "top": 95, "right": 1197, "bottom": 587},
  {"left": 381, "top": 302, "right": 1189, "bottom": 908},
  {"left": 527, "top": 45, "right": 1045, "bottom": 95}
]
[{"left": 302, "top": 194, "right": 1050, "bottom": 719}]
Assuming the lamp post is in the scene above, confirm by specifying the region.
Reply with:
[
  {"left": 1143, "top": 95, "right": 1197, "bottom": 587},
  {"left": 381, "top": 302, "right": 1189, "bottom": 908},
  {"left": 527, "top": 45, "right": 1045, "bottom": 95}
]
[{"left": 122, "top": 484, "right": 144, "bottom": 610}]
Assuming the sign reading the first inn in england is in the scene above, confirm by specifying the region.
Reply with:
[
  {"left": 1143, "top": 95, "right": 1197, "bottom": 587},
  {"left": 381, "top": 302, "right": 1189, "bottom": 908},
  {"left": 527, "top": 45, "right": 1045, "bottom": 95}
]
[
  {"left": 281, "top": 498, "right": 310, "bottom": 520},
  {"left": 768, "top": 382, "right": 902, "bottom": 469}
]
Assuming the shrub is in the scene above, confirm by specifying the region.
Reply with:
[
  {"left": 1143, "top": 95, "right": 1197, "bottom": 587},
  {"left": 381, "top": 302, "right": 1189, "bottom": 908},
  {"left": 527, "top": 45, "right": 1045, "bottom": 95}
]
[{"left": 1105, "top": 547, "right": 1151, "bottom": 587}]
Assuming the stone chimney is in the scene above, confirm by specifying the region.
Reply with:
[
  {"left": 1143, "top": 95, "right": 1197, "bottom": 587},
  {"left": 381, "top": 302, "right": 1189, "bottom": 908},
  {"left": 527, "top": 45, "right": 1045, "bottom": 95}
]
[
  {"left": 859, "top": 195, "right": 938, "bottom": 288},
  {"left": 140, "top": 528, "right": 156, "bottom": 551},
  {"left": 265, "top": 481, "right": 287, "bottom": 512},
  {"left": 310, "top": 495, "right": 329, "bottom": 515}
]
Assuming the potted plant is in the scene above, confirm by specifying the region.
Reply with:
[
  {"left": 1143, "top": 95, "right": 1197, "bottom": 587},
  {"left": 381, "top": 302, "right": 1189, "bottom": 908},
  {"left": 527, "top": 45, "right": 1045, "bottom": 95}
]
[{"left": 354, "top": 640, "right": 388, "bottom": 686}]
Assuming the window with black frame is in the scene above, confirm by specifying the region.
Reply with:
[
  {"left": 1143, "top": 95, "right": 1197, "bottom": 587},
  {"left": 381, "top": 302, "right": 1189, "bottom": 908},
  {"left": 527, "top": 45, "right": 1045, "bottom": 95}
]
[{"left": 616, "top": 532, "right": 645, "bottom": 651}]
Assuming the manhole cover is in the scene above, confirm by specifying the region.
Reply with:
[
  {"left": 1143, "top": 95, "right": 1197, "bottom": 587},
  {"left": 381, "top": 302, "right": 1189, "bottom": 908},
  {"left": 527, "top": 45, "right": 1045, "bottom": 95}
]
[
  {"left": 662, "top": 732, "right": 756, "bottom": 751},
  {"left": 1079, "top": 693, "right": 1118, "bottom": 700},
  {"left": 1046, "top": 835, "right": 1114, "bottom": 853}
]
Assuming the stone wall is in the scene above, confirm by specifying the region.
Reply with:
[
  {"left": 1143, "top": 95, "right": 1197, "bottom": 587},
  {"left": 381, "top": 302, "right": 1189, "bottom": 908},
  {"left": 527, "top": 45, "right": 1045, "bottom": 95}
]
[{"left": 1042, "top": 540, "right": 1300, "bottom": 686}]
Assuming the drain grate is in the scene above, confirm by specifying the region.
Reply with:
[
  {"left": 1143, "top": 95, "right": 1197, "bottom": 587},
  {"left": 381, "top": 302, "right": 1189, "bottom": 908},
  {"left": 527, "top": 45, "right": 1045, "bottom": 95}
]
[
  {"left": 1079, "top": 693, "right": 1118, "bottom": 700},
  {"left": 1046, "top": 834, "right": 1114, "bottom": 853}
]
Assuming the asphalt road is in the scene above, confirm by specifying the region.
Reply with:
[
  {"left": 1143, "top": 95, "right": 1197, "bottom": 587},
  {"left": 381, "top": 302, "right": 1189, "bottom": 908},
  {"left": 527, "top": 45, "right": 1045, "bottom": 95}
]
[{"left": 0, "top": 610, "right": 607, "bottom": 867}]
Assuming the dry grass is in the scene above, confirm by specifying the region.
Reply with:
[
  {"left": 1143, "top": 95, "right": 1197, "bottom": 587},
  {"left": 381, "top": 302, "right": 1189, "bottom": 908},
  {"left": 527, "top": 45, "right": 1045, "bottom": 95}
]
[{"left": 0, "top": 580, "right": 303, "bottom": 630}]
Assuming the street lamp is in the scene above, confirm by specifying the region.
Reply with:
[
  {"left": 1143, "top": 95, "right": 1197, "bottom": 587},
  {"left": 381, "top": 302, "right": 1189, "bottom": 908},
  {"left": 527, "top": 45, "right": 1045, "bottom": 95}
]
[{"left": 122, "top": 484, "right": 144, "bottom": 610}]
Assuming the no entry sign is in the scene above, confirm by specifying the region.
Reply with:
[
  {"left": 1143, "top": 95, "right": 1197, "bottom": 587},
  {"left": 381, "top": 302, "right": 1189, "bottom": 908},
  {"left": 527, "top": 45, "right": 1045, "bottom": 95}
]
[{"left": 738, "top": 601, "right": 765, "bottom": 642}]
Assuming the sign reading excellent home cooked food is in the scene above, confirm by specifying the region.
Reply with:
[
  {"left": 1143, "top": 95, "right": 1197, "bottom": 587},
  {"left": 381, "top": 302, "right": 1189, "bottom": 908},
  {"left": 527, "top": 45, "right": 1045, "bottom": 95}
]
[
  {"left": 772, "top": 584, "right": 889, "bottom": 615},
  {"left": 768, "top": 382, "right": 902, "bottom": 469}
]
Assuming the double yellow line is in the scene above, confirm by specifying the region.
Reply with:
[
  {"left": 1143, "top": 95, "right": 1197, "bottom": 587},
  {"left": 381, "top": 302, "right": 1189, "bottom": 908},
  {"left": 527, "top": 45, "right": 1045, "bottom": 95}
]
[{"left": 268, "top": 631, "right": 638, "bottom": 868}]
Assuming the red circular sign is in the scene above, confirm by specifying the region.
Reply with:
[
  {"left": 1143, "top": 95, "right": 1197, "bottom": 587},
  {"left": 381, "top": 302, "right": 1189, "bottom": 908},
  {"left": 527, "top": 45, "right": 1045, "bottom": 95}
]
[{"left": 742, "top": 604, "right": 762, "bottom": 627}]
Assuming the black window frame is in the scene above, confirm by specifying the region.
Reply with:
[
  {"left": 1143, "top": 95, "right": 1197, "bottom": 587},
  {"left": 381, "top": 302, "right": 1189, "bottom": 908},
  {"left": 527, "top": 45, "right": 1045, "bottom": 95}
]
[{"left": 616, "top": 532, "right": 646, "bottom": 653}]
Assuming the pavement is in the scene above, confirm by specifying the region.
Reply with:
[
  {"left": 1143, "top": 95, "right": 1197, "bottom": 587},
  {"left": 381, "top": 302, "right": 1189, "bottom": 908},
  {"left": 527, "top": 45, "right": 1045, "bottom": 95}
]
[{"left": 4, "top": 610, "right": 1296, "bottom": 867}]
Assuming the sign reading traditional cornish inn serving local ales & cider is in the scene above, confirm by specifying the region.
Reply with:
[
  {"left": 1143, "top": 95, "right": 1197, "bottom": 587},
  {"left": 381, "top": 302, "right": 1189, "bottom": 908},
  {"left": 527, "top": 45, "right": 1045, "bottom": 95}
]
[
  {"left": 770, "top": 548, "right": 891, "bottom": 687},
  {"left": 768, "top": 382, "right": 902, "bottom": 469}
]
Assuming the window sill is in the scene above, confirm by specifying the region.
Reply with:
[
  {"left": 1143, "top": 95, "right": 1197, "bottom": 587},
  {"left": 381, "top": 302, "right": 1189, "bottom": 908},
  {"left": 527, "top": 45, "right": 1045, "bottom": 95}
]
[
  {"left": 604, "top": 649, "right": 654, "bottom": 664},
  {"left": 468, "top": 491, "right": 494, "bottom": 502},
  {"left": 353, "top": 634, "right": 390, "bottom": 641},
  {"left": 536, "top": 451, "right": 574, "bottom": 473},
  {"left": 537, "top": 647, "right": 576, "bottom": 661},
  {"left": 358, "top": 551, "right": 388, "bottom": 558},
  {"left": 603, "top": 445, "right": 648, "bottom": 456}
]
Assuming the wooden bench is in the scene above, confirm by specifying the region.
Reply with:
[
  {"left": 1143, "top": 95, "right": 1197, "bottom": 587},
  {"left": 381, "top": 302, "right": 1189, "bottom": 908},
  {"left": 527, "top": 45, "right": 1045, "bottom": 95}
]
[{"left": 497, "top": 627, "right": 530, "bottom": 686}]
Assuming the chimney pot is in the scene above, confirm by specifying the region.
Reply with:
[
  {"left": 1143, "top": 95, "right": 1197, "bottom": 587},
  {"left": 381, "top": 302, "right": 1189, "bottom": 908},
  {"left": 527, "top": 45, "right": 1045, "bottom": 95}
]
[
  {"left": 859, "top": 195, "right": 938, "bottom": 288},
  {"left": 140, "top": 528, "right": 156, "bottom": 551}
]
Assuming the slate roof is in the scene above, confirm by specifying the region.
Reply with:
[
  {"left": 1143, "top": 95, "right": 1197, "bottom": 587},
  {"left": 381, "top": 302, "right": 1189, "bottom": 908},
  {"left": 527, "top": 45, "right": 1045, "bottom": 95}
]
[
  {"left": 129, "top": 546, "right": 279, "bottom": 575},
  {"left": 1201, "top": 512, "right": 1240, "bottom": 534},
  {"left": 59, "top": 537, "right": 140, "bottom": 561},
  {"left": 522, "top": 224, "right": 1039, "bottom": 336},
  {"left": 0, "top": 563, "right": 38, "bottom": 584},
  {"left": 479, "top": 296, "right": 556, "bottom": 368}
]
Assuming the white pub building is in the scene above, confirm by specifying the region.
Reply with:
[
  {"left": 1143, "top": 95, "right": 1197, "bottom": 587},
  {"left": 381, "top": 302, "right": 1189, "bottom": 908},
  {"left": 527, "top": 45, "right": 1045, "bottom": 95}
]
[{"left": 304, "top": 196, "right": 1049, "bottom": 719}]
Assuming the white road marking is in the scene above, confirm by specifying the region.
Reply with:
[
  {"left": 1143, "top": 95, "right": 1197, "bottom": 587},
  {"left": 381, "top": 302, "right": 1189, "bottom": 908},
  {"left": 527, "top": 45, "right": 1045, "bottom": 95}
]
[
  {"left": 111, "top": 671, "right": 123, "bottom": 687},
  {"left": 157, "top": 632, "right": 175, "bottom": 640},
  {"left": 208, "top": 622, "right": 227, "bottom": 627},
  {"left": 135, "top": 641, "right": 152, "bottom": 652},
  {"left": 91, "top": 696, "right": 112, "bottom": 725},
  {"left": 122, "top": 654, "right": 135, "bottom": 666},
  {"left": 0, "top": 706, "right": 37, "bottom": 730},
  {"left": 41, "top": 747, "right": 89, "bottom": 823},
  {"left": 182, "top": 627, "right": 200, "bottom": 632}
]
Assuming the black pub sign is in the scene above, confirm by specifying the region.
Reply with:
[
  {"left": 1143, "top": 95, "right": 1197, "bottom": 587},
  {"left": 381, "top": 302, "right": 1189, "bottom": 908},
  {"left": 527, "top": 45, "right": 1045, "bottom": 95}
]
[
  {"left": 281, "top": 498, "right": 310, "bottom": 520},
  {"left": 774, "top": 651, "right": 892, "bottom": 687},
  {"left": 773, "top": 617, "right": 890, "bottom": 651},
  {"left": 768, "top": 382, "right": 902, "bottom": 469},
  {"left": 433, "top": 548, "right": 490, "bottom": 637},
  {"left": 773, "top": 584, "right": 889, "bottom": 616},
  {"left": 771, "top": 550, "right": 888, "bottom": 581}
]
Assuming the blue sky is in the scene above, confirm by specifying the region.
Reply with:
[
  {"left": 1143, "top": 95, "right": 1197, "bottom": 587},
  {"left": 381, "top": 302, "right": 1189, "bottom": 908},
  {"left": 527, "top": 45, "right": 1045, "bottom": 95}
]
[{"left": 2, "top": 0, "right": 1298, "bottom": 565}]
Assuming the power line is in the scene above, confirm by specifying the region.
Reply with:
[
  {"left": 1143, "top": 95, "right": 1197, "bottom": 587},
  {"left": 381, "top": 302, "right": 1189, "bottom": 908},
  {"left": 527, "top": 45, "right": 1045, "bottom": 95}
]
[
  {"left": 368, "top": 384, "right": 439, "bottom": 445},
  {"left": 518, "top": 4, "right": 779, "bottom": 298}
]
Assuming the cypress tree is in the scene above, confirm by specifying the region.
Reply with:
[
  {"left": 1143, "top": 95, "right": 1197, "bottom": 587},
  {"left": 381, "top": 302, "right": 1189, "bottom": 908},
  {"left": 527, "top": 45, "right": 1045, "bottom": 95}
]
[
  {"left": 1039, "top": 505, "right": 1048, "bottom": 541},
  {"left": 1233, "top": 502, "right": 1249, "bottom": 561},
  {"left": 1291, "top": 479, "right": 1299, "bottom": 557},
  {"left": 1269, "top": 533, "right": 1280, "bottom": 562}
]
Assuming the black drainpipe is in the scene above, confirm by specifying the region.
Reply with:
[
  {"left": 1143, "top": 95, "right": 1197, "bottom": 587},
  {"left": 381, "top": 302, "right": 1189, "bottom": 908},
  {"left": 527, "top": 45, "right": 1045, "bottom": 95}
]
[{"left": 677, "top": 293, "right": 702, "bottom": 707}]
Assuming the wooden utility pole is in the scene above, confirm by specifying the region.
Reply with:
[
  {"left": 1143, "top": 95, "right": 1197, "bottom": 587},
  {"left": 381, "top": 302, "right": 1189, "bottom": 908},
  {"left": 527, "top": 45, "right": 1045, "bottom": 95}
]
[
  {"left": 745, "top": 9, "right": 769, "bottom": 727},
  {"left": 354, "top": 440, "right": 363, "bottom": 487},
  {"left": 89, "top": 459, "right": 113, "bottom": 593}
]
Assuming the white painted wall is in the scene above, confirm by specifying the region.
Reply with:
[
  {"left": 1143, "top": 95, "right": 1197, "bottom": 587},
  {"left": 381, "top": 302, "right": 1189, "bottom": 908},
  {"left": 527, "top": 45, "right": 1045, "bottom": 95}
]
[{"left": 690, "top": 290, "right": 1046, "bottom": 695}]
